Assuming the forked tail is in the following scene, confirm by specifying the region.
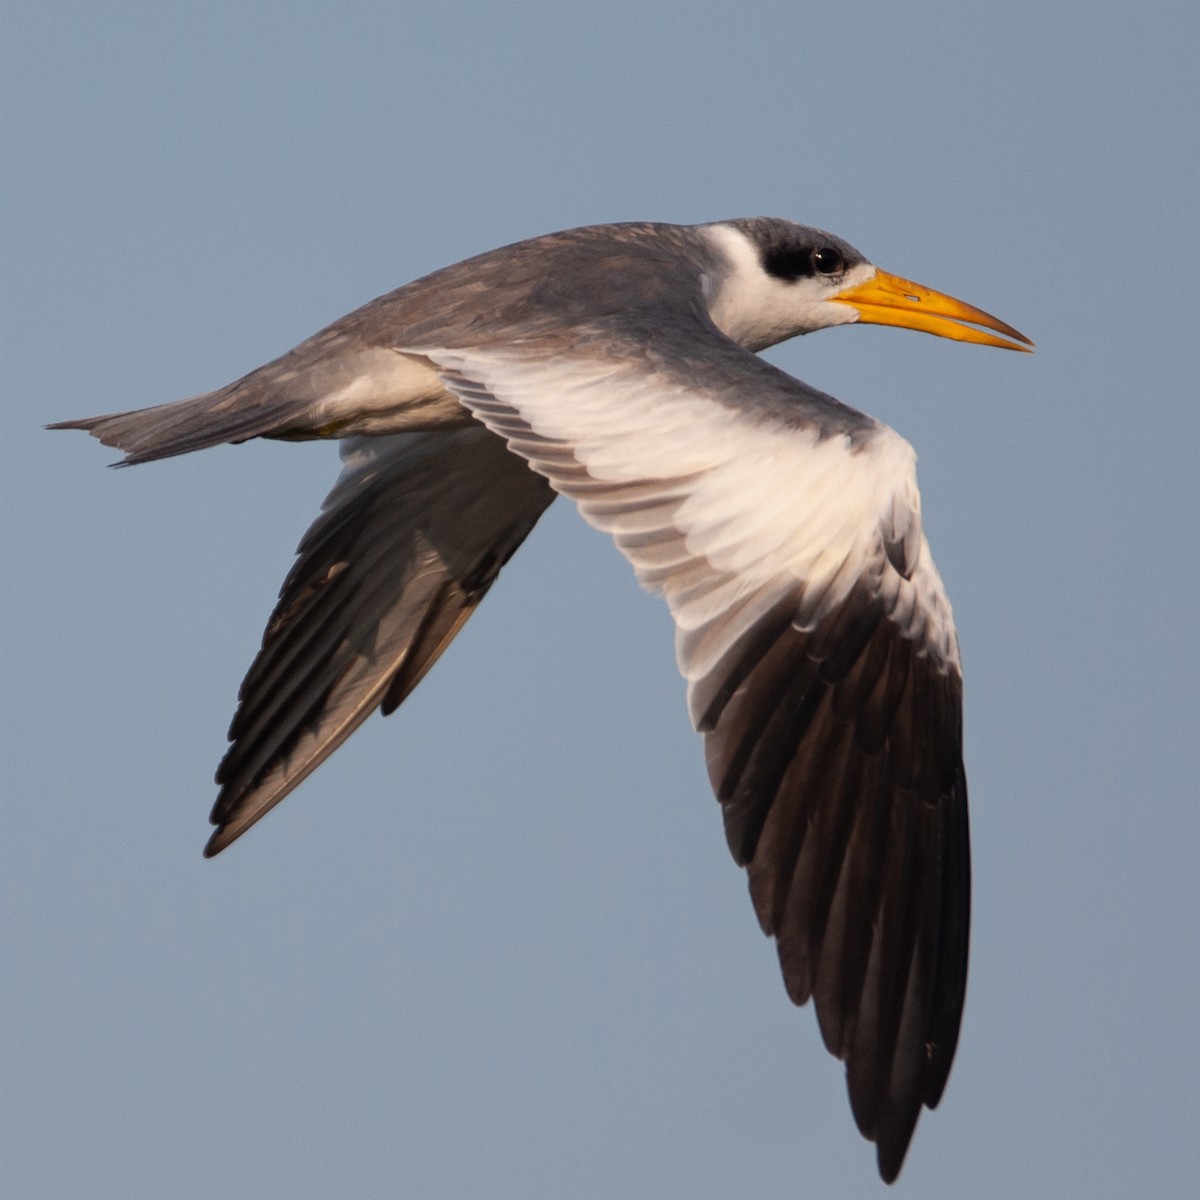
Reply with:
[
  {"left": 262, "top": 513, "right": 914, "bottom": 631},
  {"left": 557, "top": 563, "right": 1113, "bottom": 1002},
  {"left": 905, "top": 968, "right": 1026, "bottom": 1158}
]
[{"left": 49, "top": 381, "right": 313, "bottom": 465}]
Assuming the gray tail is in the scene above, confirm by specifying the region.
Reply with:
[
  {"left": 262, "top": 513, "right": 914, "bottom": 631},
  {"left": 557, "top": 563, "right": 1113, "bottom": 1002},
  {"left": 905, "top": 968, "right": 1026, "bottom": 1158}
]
[{"left": 48, "top": 384, "right": 310, "bottom": 466}]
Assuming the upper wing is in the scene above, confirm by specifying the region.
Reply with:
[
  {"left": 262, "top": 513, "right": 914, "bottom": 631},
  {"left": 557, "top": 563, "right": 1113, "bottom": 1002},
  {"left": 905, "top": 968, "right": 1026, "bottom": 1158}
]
[
  {"left": 205, "top": 424, "right": 555, "bottom": 855},
  {"left": 422, "top": 328, "right": 969, "bottom": 1182}
]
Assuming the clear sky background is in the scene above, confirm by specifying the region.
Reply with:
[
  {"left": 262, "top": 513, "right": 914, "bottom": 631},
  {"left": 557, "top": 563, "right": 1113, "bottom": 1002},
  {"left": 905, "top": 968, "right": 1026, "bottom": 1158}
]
[{"left": 3, "top": 3, "right": 1197, "bottom": 1197}]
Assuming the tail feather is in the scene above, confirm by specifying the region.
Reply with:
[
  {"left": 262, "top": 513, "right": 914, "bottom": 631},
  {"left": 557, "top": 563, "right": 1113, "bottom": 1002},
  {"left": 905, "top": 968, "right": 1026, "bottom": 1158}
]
[{"left": 49, "top": 384, "right": 315, "bottom": 466}]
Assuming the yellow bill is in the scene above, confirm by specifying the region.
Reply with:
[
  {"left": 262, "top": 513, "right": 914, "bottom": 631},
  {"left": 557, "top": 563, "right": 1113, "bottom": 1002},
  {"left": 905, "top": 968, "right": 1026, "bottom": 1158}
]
[{"left": 833, "top": 269, "right": 1034, "bottom": 351}]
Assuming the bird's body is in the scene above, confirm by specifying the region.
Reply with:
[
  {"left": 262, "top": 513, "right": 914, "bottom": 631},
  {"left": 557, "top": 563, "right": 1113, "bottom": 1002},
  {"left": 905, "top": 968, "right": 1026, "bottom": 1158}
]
[{"left": 54, "top": 218, "right": 1030, "bottom": 1182}]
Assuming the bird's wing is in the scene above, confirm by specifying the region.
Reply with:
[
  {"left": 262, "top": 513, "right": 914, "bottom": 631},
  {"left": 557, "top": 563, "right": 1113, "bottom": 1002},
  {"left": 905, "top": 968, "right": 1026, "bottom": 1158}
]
[
  {"left": 205, "top": 424, "right": 554, "bottom": 856},
  {"left": 421, "top": 328, "right": 969, "bottom": 1182}
]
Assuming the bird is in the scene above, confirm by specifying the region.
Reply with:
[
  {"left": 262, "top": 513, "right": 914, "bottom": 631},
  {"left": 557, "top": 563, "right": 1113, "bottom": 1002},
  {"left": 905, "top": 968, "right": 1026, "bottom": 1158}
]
[{"left": 52, "top": 218, "right": 1031, "bottom": 1182}]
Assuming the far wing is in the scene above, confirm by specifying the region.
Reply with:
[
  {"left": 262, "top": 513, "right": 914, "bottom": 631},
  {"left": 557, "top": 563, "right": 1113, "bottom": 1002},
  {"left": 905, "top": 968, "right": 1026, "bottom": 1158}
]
[
  {"left": 424, "top": 331, "right": 969, "bottom": 1183},
  {"left": 206, "top": 425, "right": 554, "bottom": 855}
]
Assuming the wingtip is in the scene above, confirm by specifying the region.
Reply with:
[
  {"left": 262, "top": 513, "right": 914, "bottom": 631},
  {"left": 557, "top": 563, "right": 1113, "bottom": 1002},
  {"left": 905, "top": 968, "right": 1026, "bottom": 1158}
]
[
  {"left": 877, "top": 1144, "right": 904, "bottom": 1185},
  {"left": 874, "top": 1108, "right": 920, "bottom": 1185},
  {"left": 203, "top": 827, "right": 233, "bottom": 858}
]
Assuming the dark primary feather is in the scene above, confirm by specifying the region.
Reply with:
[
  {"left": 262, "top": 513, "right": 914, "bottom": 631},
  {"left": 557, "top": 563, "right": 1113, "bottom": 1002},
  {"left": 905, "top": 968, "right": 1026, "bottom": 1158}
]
[
  {"left": 205, "top": 426, "right": 554, "bottom": 855},
  {"left": 703, "top": 581, "right": 969, "bottom": 1183}
]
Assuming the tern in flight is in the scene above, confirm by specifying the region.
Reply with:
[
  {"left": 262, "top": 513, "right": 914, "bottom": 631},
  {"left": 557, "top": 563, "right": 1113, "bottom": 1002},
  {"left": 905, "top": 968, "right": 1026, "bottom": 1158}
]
[{"left": 54, "top": 218, "right": 1031, "bottom": 1181}]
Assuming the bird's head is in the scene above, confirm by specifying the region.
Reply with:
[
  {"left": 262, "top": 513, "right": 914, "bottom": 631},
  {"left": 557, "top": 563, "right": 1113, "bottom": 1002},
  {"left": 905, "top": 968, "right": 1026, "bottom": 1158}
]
[{"left": 705, "top": 218, "right": 1032, "bottom": 354}]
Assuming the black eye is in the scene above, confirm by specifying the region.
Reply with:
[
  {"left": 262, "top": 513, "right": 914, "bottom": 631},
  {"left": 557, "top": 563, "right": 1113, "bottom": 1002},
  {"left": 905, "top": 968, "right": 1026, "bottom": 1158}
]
[
  {"left": 761, "top": 241, "right": 848, "bottom": 282},
  {"left": 812, "top": 246, "right": 844, "bottom": 275}
]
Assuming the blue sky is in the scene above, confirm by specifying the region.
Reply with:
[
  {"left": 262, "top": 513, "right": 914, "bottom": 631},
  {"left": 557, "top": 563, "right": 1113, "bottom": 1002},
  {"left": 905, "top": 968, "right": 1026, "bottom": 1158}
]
[{"left": 4, "top": 2, "right": 1197, "bottom": 1197}]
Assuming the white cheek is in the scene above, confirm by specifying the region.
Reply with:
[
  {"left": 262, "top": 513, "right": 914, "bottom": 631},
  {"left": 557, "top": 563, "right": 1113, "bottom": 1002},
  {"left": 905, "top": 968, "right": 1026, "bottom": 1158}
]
[{"left": 702, "top": 225, "right": 876, "bottom": 350}]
